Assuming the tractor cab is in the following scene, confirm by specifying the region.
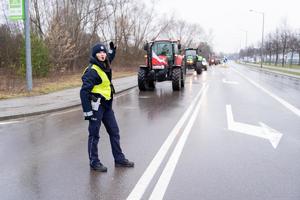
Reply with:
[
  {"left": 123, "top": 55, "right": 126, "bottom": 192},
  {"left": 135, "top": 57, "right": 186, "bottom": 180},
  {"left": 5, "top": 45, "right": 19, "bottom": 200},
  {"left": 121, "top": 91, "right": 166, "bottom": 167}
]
[
  {"left": 152, "top": 42, "right": 173, "bottom": 65},
  {"left": 184, "top": 48, "right": 198, "bottom": 67}
]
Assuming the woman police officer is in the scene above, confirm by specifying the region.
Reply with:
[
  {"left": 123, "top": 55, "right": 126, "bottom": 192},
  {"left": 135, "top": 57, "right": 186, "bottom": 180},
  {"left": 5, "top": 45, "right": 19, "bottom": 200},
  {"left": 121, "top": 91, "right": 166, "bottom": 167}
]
[{"left": 80, "top": 42, "right": 134, "bottom": 172}]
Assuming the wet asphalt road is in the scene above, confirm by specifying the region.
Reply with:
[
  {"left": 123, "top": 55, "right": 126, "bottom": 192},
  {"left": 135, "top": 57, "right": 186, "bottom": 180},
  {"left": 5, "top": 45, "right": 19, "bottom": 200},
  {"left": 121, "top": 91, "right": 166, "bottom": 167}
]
[{"left": 1, "top": 62, "right": 300, "bottom": 200}]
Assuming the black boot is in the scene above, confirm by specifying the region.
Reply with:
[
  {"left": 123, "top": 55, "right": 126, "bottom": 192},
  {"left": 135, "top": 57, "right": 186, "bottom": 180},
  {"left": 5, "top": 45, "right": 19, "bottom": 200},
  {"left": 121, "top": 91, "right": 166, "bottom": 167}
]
[
  {"left": 115, "top": 159, "right": 134, "bottom": 168},
  {"left": 90, "top": 162, "right": 108, "bottom": 172}
]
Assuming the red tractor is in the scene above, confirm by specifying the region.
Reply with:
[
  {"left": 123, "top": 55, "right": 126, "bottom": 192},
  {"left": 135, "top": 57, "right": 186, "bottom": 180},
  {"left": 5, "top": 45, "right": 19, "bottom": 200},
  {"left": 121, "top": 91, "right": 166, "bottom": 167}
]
[{"left": 138, "top": 39, "right": 185, "bottom": 91}]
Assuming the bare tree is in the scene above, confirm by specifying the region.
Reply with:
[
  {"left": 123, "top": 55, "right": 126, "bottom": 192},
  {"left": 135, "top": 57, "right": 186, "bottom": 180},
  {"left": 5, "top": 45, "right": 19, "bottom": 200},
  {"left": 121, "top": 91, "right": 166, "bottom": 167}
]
[
  {"left": 296, "top": 32, "right": 300, "bottom": 65},
  {"left": 198, "top": 42, "right": 213, "bottom": 59},
  {"left": 287, "top": 32, "right": 298, "bottom": 65},
  {"left": 31, "top": 0, "right": 44, "bottom": 38},
  {"left": 162, "top": 19, "right": 204, "bottom": 49},
  {"left": 44, "top": 0, "right": 109, "bottom": 72},
  {"left": 264, "top": 33, "right": 273, "bottom": 64},
  {"left": 280, "top": 29, "right": 289, "bottom": 67},
  {"left": 272, "top": 29, "right": 281, "bottom": 66}
]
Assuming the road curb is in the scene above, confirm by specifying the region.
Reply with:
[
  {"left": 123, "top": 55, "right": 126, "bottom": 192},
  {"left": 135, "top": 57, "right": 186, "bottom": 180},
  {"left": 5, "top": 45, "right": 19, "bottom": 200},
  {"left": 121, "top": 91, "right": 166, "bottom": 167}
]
[
  {"left": 0, "top": 85, "right": 137, "bottom": 121},
  {"left": 0, "top": 104, "right": 81, "bottom": 121}
]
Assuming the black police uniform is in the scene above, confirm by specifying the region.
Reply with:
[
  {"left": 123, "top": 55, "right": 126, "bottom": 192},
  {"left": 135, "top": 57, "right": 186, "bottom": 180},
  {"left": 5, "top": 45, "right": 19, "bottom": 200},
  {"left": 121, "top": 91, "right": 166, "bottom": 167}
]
[{"left": 80, "top": 43, "right": 134, "bottom": 171}]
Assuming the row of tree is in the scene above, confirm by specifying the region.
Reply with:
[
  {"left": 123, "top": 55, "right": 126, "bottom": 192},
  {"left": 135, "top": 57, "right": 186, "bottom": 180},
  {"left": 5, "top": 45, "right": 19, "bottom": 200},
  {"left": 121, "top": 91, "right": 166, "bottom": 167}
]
[
  {"left": 239, "top": 22, "right": 300, "bottom": 66},
  {"left": 0, "top": 0, "right": 213, "bottom": 78}
]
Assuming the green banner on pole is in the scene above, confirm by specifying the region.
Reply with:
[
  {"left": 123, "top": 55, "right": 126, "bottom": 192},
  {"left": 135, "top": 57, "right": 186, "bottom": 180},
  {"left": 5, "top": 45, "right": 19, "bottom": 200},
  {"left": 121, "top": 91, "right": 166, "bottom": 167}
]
[{"left": 8, "top": 0, "right": 25, "bottom": 20}]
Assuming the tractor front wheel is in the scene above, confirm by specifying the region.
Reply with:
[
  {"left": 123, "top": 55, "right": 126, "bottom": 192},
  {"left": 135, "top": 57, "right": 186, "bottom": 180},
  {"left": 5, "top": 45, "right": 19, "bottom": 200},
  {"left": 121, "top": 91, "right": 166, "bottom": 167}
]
[
  {"left": 172, "top": 68, "right": 181, "bottom": 91},
  {"left": 181, "top": 68, "right": 185, "bottom": 88},
  {"left": 138, "top": 68, "right": 147, "bottom": 91},
  {"left": 148, "top": 80, "right": 155, "bottom": 90},
  {"left": 196, "top": 62, "right": 202, "bottom": 75}
]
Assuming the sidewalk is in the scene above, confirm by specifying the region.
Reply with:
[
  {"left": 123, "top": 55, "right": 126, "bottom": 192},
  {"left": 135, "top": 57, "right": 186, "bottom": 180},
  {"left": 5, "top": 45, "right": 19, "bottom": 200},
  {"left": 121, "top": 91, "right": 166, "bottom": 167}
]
[{"left": 0, "top": 75, "right": 137, "bottom": 121}]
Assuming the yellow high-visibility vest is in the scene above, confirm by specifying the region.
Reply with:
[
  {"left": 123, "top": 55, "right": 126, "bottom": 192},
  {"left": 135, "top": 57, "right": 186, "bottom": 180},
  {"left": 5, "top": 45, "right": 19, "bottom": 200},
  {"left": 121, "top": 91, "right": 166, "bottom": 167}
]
[{"left": 85, "top": 64, "right": 112, "bottom": 100}]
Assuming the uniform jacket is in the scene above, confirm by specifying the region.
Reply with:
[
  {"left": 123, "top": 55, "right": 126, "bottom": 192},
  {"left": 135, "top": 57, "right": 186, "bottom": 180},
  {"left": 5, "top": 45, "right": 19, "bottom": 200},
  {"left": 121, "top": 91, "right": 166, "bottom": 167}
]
[{"left": 80, "top": 48, "right": 116, "bottom": 115}]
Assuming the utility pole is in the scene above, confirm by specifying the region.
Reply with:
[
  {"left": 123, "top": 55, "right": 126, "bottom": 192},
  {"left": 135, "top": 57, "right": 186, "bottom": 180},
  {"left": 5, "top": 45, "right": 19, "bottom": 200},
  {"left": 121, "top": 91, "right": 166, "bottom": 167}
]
[{"left": 24, "top": 0, "right": 33, "bottom": 91}]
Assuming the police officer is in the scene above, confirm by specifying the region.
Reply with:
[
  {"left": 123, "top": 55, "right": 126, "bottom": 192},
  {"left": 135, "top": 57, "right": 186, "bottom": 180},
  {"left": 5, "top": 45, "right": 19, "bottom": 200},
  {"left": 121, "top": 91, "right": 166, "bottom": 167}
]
[{"left": 80, "top": 42, "right": 134, "bottom": 172}]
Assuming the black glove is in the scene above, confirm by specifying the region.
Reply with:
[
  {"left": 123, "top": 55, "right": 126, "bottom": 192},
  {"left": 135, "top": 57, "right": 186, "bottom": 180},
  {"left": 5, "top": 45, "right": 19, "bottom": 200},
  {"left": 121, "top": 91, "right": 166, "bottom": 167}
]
[
  {"left": 109, "top": 41, "right": 116, "bottom": 50},
  {"left": 85, "top": 114, "right": 97, "bottom": 121}
]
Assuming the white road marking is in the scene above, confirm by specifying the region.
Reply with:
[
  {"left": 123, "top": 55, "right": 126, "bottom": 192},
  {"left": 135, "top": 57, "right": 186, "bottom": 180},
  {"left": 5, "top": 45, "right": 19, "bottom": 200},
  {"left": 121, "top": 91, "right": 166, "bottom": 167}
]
[
  {"left": 0, "top": 120, "right": 22, "bottom": 125},
  {"left": 226, "top": 104, "right": 282, "bottom": 149},
  {"left": 148, "top": 84, "right": 209, "bottom": 200},
  {"left": 138, "top": 96, "right": 151, "bottom": 99},
  {"left": 126, "top": 83, "right": 208, "bottom": 200},
  {"left": 222, "top": 78, "right": 239, "bottom": 84},
  {"left": 232, "top": 67, "right": 300, "bottom": 117}
]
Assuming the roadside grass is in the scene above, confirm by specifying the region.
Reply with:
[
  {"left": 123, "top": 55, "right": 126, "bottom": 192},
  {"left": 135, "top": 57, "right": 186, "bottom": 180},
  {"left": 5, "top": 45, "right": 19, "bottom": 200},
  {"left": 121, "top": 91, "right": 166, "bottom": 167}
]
[
  {"left": 248, "top": 62, "right": 300, "bottom": 69},
  {"left": 237, "top": 61, "right": 300, "bottom": 77},
  {"left": 0, "top": 69, "right": 137, "bottom": 100},
  {"left": 261, "top": 63, "right": 300, "bottom": 69},
  {"left": 262, "top": 67, "right": 300, "bottom": 76}
]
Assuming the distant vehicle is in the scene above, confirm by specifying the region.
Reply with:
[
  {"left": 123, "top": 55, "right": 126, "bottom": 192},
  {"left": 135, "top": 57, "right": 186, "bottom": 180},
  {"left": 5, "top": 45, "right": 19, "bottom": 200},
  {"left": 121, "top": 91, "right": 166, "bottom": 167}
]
[
  {"left": 197, "top": 55, "right": 208, "bottom": 71},
  {"left": 209, "top": 57, "right": 221, "bottom": 65},
  {"left": 183, "top": 48, "right": 202, "bottom": 74},
  {"left": 215, "top": 58, "right": 221, "bottom": 65},
  {"left": 138, "top": 39, "right": 185, "bottom": 91},
  {"left": 202, "top": 58, "right": 208, "bottom": 70},
  {"left": 209, "top": 57, "right": 216, "bottom": 66}
]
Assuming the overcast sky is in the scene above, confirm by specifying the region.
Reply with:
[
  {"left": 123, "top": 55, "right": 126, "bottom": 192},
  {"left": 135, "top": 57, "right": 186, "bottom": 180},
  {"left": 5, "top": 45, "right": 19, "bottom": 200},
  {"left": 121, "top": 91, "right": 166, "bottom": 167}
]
[{"left": 151, "top": 0, "right": 300, "bottom": 54}]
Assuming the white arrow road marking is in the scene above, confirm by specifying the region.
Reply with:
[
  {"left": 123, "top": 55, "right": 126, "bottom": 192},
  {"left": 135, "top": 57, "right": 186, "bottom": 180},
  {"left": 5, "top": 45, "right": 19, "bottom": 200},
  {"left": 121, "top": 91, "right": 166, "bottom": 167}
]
[
  {"left": 222, "top": 78, "right": 239, "bottom": 84},
  {"left": 226, "top": 104, "right": 282, "bottom": 149}
]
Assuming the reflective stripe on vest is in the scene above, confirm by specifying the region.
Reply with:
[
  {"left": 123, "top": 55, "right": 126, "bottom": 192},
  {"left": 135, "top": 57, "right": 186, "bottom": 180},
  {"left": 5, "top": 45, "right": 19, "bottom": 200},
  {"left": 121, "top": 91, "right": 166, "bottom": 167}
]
[{"left": 87, "top": 64, "right": 112, "bottom": 100}]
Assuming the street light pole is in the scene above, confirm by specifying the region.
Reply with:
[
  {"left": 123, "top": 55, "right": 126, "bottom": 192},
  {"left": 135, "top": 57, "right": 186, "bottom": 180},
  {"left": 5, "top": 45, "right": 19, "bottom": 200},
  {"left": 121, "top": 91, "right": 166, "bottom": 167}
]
[{"left": 250, "top": 9, "right": 265, "bottom": 68}]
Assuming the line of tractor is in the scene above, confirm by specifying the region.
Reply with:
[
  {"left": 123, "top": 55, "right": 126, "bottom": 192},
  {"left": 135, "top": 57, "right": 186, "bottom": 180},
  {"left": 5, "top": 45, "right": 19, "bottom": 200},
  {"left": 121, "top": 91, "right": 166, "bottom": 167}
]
[{"left": 137, "top": 39, "right": 217, "bottom": 91}]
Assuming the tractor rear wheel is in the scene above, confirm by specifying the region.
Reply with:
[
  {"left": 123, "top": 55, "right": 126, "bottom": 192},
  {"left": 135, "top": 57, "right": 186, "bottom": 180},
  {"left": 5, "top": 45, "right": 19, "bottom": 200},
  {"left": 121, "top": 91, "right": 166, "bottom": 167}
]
[{"left": 172, "top": 68, "right": 181, "bottom": 91}]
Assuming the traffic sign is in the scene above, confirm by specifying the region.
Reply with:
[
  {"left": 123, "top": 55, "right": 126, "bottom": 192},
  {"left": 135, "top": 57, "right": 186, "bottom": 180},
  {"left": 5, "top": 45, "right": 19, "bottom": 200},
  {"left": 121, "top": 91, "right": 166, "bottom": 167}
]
[{"left": 8, "top": 0, "right": 24, "bottom": 21}]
